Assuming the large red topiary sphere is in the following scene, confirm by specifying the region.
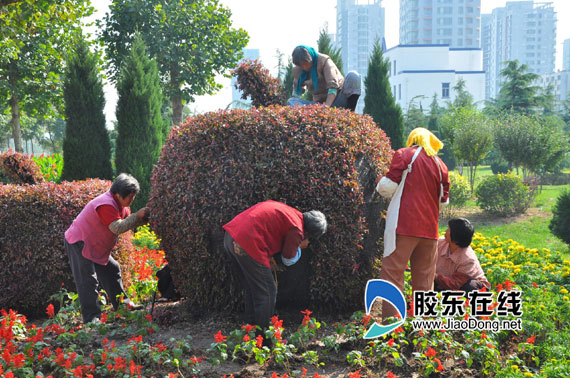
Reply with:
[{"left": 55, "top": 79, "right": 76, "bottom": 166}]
[{"left": 149, "top": 105, "right": 393, "bottom": 313}]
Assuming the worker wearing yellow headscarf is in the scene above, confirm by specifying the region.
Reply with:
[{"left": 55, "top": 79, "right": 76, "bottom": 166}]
[{"left": 375, "top": 128, "right": 450, "bottom": 323}]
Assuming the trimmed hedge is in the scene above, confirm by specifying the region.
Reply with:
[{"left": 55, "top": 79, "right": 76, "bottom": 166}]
[
  {"left": 149, "top": 105, "right": 393, "bottom": 312},
  {"left": 232, "top": 59, "right": 286, "bottom": 107},
  {"left": 0, "top": 150, "right": 44, "bottom": 185},
  {"left": 0, "top": 179, "right": 135, "bottom": 315}
]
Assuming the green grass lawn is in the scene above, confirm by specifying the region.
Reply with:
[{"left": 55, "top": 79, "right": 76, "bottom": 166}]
[{"left": 443, "top": 167, "right": 569, "bottom": 255}]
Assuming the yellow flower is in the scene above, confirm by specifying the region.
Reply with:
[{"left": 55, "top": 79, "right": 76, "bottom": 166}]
[
  {"left": 560, "top": 288, "right": 569, "bottom": 295},
  {"left": 539, "top": 305, "right": 546, "bottom": 310},
  {"left": 511, "top": 365, "right": 519, "bottom": 371},
  {"left": 524, "top": 373, "right": 533, "bottom": 377},
  {"left": 563, "top": 296, "right": 569, "bottom": 301}
]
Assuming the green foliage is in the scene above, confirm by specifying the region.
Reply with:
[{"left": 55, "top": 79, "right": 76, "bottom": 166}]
[
  {"left": 32, "top": 153, "right": 63, "bottom": 182},
  {"left": 0, "top": 150, "right": 44, "bottom": 184},
  {"left": 404, "top": 102, "right": 428, "bottom": 136},
  {"left": 475, "top": 174, "right": 534, "bottom": 216},
  {"left": 549, "top": 188, "right": 570, "bottom": 245},
  {"left": 451, "top": 107, "right": 494, "bottom": 191},
  {"left": 115, "top": 35, "right": 164, "bottom": 210},
  {"left": 0, "top": 179, "right": 135, "bottom": 315},
  {"left": 497, "top": 60, "right": 541, "bottom": 113},
  {"left": 317, "top": 25, "right": 343, "bottom": 75},
  {"left": 494, "top": 113, "right": 569, "bottom": 177},
  {"left": 149, "top": 105, "right": 393, "bottom": 312},
  {"left": 363, "top": 40, "right": 405, "bottom": 149},
  {"left": 282, "top": 59, "right": 294, "bottom": 99},
  {"left": 61, "top": 38, "right": 113, "bottom": 181},
  {"left": 452, "top": 78, "right": 474, "bottom": 109},
  {"left": 448, "top": 171, "right": 471, "bottom": 208},
  {"left": 98, "top": 0, "right": 249, "bottom": 125},
  {"left": 0, "top": 0, "right": 94, "bottom": 152},
  {"left": 232, "top": 59, "right": 287, "bottom": 107}
]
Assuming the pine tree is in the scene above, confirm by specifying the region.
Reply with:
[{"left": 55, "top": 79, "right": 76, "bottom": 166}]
[
  {"left": 363, "top": 40, "right": 404, "bottom": 149},
  {"left": 317, "top": 26, "right": 343, "bottom": 75},
  {"left": 115, "top": 35, "right": 164, "bottom": 210},
  {"left": 62, "top": 38, "right": 113, "bottom": 181}
]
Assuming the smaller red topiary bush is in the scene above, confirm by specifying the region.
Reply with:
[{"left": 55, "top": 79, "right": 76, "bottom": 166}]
[
  {"left": 232, "top": 59, "right": 287, "bottom": 107},
  {"left": 0, "top": 179, "right": 135, "bottom": 316},
  {"left": 0, "top": 150, "right": 44, "bottom": 185}
]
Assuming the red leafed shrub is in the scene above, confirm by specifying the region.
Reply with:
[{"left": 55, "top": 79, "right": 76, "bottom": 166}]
[
  {"left": 149, "top": 105, "right": 393, "bottom": 312},
  {"left": 0, "top": 179, "right": 135, "bottom": 316},
  {"left": 0, "top": 150, "right": 44, "bottom": 185},
  {"left": 232, "top": 59, "right": 287, "bottom": 107}
]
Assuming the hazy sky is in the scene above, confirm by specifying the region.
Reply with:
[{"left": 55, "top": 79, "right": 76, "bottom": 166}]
[{"left": 91, "top": 0, "right": 570, "bottom": 121}]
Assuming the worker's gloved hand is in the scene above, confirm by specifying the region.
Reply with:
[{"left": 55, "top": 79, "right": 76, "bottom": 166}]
[{"left": 281, "top": 247, "right": 301, "bottom": 267}]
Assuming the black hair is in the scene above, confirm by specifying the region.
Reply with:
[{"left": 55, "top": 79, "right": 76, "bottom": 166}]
[
  {"left": 448, "top": 217, "right": 474, "bottom": 248},
  {"left": 292, "top": 46, "right": 312, "bottom": 66},
  {"left": 110, "top": 173, "right": 140, "bottom": 198},
  {"left": 303, "top": 210, "right": 327, "bottom": 241}
]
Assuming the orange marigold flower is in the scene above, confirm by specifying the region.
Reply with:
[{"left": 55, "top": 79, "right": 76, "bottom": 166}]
[
  {"left": 256, "top": 334, "right": 263, "bottom": 348},
  {"left": 387, "top": 338, "right": 395, "bottom": 347},
  {"left": 434, "top": 357, "right": 444, "bottom": 371},
  {"left": 243, "top": 334, "right": 250, "bottom": 342},
  {"left": 527, "top": 335, "right": 536, "bottom": 344},
  {"left": 387, "top": 372, "right": 398, "bottom": 378},
  {"left": 349, "top": 369, "right": 362, "bottom": 378}
]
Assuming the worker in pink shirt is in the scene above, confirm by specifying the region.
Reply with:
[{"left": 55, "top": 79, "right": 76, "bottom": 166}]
[
  {"left": 435, "top": 218, "right": 490, "bottom": 292},
  {"left": 376, "top": 128, "right": 450, "bottom": 322}
]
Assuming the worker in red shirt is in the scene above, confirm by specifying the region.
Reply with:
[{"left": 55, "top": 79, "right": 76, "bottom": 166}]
[
  {"left": 376, "top": 128, "right": 450, "bottom": 322},
  {"left": 222, "top": 201, "right": 327, "bottom": 329}
]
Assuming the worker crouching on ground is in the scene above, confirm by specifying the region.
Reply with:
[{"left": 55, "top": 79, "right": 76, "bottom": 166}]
[
  {"left": 222, "top": 200, "right": 327, "bottom": 330},
  {"left": 288, "top": 45, "right": 361, "bottom": 111},
  {"left": 435, "top": 218, "right": 491, "bottom": 293},
  {"left": 376, "top": 128, "right": 450, "bottom": 323},
  {"left": 65, "top": 173, "right": 148, "bottom": 324}
]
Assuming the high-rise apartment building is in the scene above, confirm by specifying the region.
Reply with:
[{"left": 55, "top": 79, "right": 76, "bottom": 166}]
[
  {"left": 563, "top": 39, "right": 570, "bottom": 71},
  {"left": 231, "top": 49, "right": 260, "bottom": 109},
  {"left": 336, "top": 0, "right": 385, "bottom": 113},
  {"left": 481, "top": 1, "right": 556, "bottom": 99},
  {"left": 399, "top": 0, "right": 481, "bottom": 48}
]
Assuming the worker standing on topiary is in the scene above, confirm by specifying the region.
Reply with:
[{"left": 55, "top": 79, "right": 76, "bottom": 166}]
[
  {"left": 376, "top": 128, "right": 450, "bottom": 322},
  {"left": 222, "top": 200, "right": 327, "bottom": 329},
  {"left": 288, "top": 45, "right": 361, "bottom": 111},
  {"left": 65, "top": 173, "right": 149, "bottom": 324}
]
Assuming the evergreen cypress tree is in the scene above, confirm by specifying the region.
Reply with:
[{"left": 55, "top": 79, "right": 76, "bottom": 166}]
[
  {"left": 115, "top": 34, "right": 163, "bottom": 210},
  {"left": 317, "top": 26, "right": 343, "bottom": 75},
  {"left": 363, "top": 40, "right": 404, "bottom": 149},
  {"left": 62, "top": 38, "right": 113, "bottom": 181}
]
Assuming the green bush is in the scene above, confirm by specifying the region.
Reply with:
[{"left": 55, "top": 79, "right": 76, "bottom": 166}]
[
  {"left": 549, "top": 188, "right": 570, "bottom": 245},
  {"left": 32, "top": 153, "right": 63, "bottom": 182},
  {"left": 149, "top": 105, "right": 393, "bottom": 312},
  {"left": 0, "top": 179, "right": 135, "bottom": 315},
  {"left": 475, "top": 173, "right": 534, "bottom": 216},
  {"left": 448, "top": 171, "right": 471, "bottom": 208}
]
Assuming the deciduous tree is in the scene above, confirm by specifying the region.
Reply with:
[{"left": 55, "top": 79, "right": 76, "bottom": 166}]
[{"left": 98, "top": 0, "right": 249, "bottom": 126}]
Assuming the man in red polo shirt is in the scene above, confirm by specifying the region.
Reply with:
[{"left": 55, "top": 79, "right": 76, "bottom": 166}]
[{"left": 223, "top": 200, "right": 327, "bottom": 329}]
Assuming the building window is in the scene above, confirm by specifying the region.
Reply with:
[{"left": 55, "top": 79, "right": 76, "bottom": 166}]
[
  {"left": 442, "top": 83, "right": 450, "bottom": 98},
  {"left": 398, "top": 84, "right": 401, "bottom": 100},
  {"left": 393, "top": 60, "right": 397, "bottom": 75},
  {"left": 393, "top": 85, "right": 396, "bottom": 96}
]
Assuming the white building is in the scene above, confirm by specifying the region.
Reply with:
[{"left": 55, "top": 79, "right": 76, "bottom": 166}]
[
  {"left": 563, "top": 39, "right": 570, "bottom": 71},
  {"left": 481, "top": 1, "right": 556, "bottom": 100},
  {"left": 399, "top": 0, "right": 481, "bottom": 48},
  {"left": 538, "top": 70, "right": 570, "bottom": 111},
  {"left": 384, "top": 44, "right": 485, "bottom": 111},
  {"left": 231, "top": 49, "right": 261, "bottom": 109},
  {"left": 336, "top": 0, "right": 385, "bottom": 113}
]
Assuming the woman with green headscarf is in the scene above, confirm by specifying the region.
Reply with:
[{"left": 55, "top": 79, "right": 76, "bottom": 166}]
[{"left": 287, "top": 45, "right": 361, "bottom": 111}]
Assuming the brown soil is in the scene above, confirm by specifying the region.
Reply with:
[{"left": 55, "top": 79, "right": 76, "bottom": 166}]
[{"left": 440, "top": 206, "right": 550, "bottom": 227}]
